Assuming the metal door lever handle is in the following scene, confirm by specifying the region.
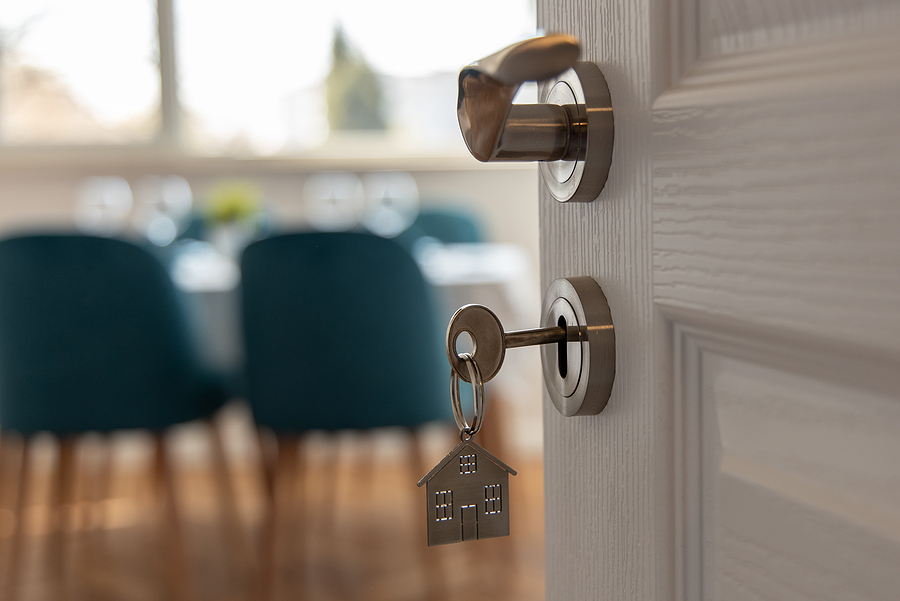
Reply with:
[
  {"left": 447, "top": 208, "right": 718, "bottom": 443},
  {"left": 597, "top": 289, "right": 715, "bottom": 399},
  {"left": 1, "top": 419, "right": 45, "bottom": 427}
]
[
  {"left": 457, "top": 35, "right": 580, "bottom": 162},
  {"left": 457, "top": 35, "right": 615, "bottom": 203}
]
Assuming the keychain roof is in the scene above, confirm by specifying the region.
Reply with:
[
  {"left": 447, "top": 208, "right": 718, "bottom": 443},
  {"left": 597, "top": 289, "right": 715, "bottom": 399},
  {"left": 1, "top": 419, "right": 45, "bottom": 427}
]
[{"left": 417, "top": 438, "right": 517, "bottom": 487}]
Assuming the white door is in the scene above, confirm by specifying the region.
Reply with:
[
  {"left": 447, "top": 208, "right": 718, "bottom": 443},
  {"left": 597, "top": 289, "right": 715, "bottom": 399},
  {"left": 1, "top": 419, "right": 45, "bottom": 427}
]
[{"left": 539, "top": 1, "right": 900, "bottom": 599}]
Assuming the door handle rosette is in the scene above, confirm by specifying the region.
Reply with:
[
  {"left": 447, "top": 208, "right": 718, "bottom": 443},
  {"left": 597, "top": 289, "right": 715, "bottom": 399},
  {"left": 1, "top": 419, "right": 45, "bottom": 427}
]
[{"left": 457, "top": 34, "right": 614, "bottom": 202}]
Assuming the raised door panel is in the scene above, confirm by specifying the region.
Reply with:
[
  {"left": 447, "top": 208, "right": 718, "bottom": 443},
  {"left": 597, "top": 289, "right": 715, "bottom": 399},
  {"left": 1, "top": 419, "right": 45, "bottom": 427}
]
[
  {"left": 698, "top": 0, "right": 900, "bottom": 57},
  {"left": 654, "top": 25, "right": 900, "bottom": 353},
  {"left": 674, "top": 322, "right": 900, "bottom": 600}
]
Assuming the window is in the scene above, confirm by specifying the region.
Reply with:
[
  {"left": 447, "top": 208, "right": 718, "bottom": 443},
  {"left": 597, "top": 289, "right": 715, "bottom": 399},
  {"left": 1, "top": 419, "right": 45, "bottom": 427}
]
[
  {"left": 0, "top": 0, "right": 160, "bottom": 145},
  {"left": 435, "top": 490, "right": 452, "bottom": 521},
  {"left": 484, "top": 484, "right": 502, "bottom": 514},
  {"left": 459, "top": 454, "right": 476, "bottom": 474},
  {"left": 0, "top": 0, "right": 536, "bottom": 156}
]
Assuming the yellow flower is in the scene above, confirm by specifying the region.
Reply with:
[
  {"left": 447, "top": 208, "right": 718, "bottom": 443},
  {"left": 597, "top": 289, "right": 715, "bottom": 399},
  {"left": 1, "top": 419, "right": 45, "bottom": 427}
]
[{"left": 204, "top": 180, "right": 262, "bottom": 224}]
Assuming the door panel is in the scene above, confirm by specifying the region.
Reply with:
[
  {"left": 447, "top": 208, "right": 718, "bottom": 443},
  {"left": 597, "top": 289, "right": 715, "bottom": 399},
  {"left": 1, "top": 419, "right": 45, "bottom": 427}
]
[
  {"left": 675, "top": 320, "right": 900, "bottom": 600},
  {"left": 697, "top": 0, "right": 900, "bottom": 57},
  {"left": 540, "top": 0, "right": 900, "bottom": 600},
  {"left": 654, "top": 26, "right": 900, "bottom": 352}
]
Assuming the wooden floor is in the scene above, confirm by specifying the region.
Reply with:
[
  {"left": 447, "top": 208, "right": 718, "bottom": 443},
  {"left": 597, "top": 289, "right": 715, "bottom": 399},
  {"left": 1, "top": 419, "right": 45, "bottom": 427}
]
[{"left": 0, "top": 405, "right": 545, "bottom": 601}]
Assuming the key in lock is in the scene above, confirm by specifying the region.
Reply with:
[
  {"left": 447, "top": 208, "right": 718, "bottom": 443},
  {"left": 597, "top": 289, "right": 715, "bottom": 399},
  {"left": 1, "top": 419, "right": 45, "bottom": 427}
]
[{"left": 446, "top": 276, "right": 615, "bottom": 416}]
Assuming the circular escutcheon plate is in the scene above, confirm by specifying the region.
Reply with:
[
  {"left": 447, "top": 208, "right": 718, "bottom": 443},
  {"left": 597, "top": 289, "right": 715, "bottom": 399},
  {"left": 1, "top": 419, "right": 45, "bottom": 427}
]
[
  {"left": 540, "top": 276, "right": 615, "bottom": 416},
  {"left": 538, "top": 62, "right": 615, "bottom": 203}
]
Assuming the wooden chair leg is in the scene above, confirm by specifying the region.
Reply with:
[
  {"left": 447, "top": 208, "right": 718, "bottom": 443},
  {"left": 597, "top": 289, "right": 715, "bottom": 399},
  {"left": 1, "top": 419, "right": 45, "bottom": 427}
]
[
  {"left": 344, "top": 431, "right": 425, "bottom": 600},
  {"left": 257, "top": 433, "right": 302, "bottom": 601},
  {"left": 320, "top": 435, "right": 351, "bottom": 600},
  {"left": 257, "top": 430, "right": 278, "bottom": 601},
  {"left": 281, "top": 437, "right": 304, "bottom": 601},
  {"left": 153, "top": 434, "right": 194, "bottom": 601},
  {"left": 208, "top": 420, "right": 253, "bottom": 591},
  {"left": 2, "top": 437, "right": 29, "bottom": 601},
  {"left": 342, "top": 433, "right": 374, "bottom": 599},
  {"left": 49, "top": 438, "right": 77, "bottom": 601},
  {"left": 409, "top": 428, "right": 447, "bottom": 601},
  {"left": 316, "top": 440, "right": 338, "bottom": 543},
  {"left": 90, "top": 437, "right": 113, "bottom": 533},
  {"left": 79, "top": 435, "right": 112, "bottom": 594}
]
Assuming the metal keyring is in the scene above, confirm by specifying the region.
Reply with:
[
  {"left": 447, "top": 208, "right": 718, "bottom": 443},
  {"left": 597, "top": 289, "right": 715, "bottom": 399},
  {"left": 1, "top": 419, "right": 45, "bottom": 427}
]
[{"left": 450, "top": 353, "right": 485, "bottom": 437}]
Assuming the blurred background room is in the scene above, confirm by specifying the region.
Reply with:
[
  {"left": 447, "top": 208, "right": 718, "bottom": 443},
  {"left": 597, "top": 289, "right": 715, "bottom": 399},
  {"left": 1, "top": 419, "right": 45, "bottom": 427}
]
[{"left": 0, "top": 1, "right": 546, "bottom": 600}]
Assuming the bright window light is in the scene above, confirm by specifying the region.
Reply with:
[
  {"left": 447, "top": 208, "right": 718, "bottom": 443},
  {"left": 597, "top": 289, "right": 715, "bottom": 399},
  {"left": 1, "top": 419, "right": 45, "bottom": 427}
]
[
  {"left": 0, "top": 0, "right": 535, "bottom": 155},
  {"left": 176, "top": 0, "right": 536, "bottom": 155},
  {"left": 0, "top": 0, "right": 159, "bottom": 145}
]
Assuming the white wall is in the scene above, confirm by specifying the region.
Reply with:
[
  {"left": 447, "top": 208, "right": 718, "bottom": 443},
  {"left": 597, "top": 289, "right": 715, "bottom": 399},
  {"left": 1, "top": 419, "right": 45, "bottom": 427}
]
[{"left": 0, "top": 157, "right": 538, "bottom": 266}]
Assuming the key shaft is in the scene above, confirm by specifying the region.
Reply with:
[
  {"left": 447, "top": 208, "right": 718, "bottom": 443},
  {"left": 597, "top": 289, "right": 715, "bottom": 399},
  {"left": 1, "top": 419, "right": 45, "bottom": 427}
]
[{"left": 504, "top": 326, "right": 567, "bottom": 348}]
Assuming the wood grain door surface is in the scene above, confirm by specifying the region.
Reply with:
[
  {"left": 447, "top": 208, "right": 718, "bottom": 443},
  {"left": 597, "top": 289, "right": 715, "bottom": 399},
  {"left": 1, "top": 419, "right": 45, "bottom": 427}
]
[{"left": 538, "top": 1, "right": 900, "bottom": 600}]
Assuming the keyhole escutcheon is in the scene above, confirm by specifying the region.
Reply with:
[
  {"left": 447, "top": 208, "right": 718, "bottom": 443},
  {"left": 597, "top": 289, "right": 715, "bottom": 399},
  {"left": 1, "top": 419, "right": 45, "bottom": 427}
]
[{"left": 540, "top": 277, "right": 615, "bottom": 416}]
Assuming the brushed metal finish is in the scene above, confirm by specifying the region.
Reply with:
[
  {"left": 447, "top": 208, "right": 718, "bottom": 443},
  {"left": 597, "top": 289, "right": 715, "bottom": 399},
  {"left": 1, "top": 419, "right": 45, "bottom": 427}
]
[
  {"left": 541, "top": 81, "right": 579, "bottom": 183},
  {"left": 456, "top": 35, "right": 614, "bottom": 202},
  {"left": 541, "top": 277, "right": 615, "bottom": 416},
  {"left": 447, "top": 304, "right": 506, "bottom": 383},
  {"left": 504, "top": 326, "right": 567, "bottom": 349},
  {"left": 447, "top": 304, "right": 569, "bottom": 383},
  {"left": 417, "top": 439, "right": 517, "bottom": 546},
  {"left": 449, "top": 353, "right": 485, "bottom": 436},
  {"left": 457, "top": 35, "right": 580, "bottom": 162},
  {"left": 543, "top": 297, "right": 583, "bottom": 399},
  {"left": 538, "top": 63, "right": 615, "bottom": 203}
]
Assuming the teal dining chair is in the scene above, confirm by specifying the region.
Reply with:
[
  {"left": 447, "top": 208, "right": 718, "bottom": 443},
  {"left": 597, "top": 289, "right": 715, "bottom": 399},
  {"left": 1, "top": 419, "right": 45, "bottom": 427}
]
[
  {"left": 0, "top": 233, "right": 231, "bottom": 601},
  {"left": 240, "top": 231, "right": 451, "bottom": 600}
]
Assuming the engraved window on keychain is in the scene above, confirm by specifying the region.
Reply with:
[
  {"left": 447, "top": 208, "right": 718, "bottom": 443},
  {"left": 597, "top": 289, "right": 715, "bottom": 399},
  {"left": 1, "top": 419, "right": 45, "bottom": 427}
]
[
  {"left": 484, "top": 484, "right": 502, "bottom": 514},
  {"left": 417, "top": 352, "right": 516, "bottom": 546},
  {"left": 435, "top": 491, "right": 453, "bottom": 521},
  {"left": 459, "top": 454, "right": 476, "bottom": 474}
]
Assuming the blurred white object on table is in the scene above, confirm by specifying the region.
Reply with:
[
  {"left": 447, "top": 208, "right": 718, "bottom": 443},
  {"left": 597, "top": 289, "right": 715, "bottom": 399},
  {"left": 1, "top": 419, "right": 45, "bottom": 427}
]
[
  {"left": 170, "top": 241, "right": 243, "bottom": 374},
  {"left": 416, "top": 242, "right": 536, "bottom": 329},
  {"left": 417, "top": 241, "right": 543, "bottom": 452},
  {"left": 171, "top": 241, "right": 240, "bottom": 292}
]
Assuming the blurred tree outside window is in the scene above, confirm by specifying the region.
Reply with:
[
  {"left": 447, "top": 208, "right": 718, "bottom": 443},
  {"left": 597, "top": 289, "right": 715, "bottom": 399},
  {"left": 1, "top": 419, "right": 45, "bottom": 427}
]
[{"left": 326, "top": 26, "right": 386, "bottom": 132}]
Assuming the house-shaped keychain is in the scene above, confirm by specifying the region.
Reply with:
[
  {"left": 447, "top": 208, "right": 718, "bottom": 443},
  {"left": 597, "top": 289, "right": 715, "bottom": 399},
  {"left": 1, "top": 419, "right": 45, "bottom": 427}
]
[{"left": 417, "top": 438, "right": 516, "bottom": 545}]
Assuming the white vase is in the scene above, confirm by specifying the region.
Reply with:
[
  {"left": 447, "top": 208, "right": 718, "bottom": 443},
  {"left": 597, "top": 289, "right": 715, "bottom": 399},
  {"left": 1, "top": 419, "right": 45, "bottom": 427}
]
[{"left": 209, "top": 222, "right": 253, "bottom": 259}]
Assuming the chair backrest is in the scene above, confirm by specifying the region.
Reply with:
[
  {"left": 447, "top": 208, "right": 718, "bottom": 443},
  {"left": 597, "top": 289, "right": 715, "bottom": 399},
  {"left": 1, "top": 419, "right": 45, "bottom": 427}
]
[
  {"left": 393, "top": 207, "right": 484, "bottom": 253},
  {"left": 240, "top": 232, "right": 449, "bottom": 432},
  {"left": 412, "top": 208, "right": 484, "bottom": 244},
  {"left": 0, "top": 234, "right": 222, "bottom": 434}
]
